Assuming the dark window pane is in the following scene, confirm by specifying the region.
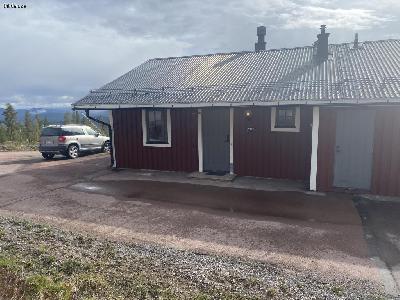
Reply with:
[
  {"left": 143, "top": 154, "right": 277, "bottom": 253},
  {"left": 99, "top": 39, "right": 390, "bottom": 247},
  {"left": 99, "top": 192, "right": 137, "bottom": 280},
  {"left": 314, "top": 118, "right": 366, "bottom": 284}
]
[
  {"left": 146, "top": 109, "right": 168, "bottom": 144},
  {"left": 275, "top": 107, "right": 296, "bottom": 128},
  {"left": 61, "top": 128, "right": 74, "bottom": 136},
  {"left": 40, "top": 128, "right": 61, "bottom": 136},
  {"left": 62, "top": 127, "right": 86, "bottom": 136}
]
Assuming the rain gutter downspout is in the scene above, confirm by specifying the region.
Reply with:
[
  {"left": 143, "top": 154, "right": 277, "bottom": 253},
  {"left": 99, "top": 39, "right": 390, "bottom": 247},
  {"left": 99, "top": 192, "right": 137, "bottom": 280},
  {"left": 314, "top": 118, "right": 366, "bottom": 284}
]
[{"left": 84, "top": 109, "right": 114, "bottom": 167}]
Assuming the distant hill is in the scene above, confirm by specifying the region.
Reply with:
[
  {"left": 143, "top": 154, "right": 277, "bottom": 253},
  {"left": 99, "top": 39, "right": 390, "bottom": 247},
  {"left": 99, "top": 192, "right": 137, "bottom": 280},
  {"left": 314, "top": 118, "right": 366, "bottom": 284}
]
[{"left": 0, "top": 107, "right": 108, "bottom": 124}]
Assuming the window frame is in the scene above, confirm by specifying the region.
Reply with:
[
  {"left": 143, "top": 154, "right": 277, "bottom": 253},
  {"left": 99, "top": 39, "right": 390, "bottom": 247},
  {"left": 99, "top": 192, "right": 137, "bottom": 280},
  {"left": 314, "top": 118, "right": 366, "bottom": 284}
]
[
  {"left": 271, "top": 106, "right": 301, "bottom": 132},
  {"left": 142, "top": 109, "right": 172, "bottom": 147}
]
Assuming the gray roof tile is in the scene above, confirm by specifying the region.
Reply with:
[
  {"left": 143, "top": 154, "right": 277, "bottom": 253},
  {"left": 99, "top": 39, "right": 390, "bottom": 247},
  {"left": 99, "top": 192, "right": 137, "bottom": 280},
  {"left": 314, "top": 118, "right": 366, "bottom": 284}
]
[{"left": 74, "top": 40, "right": 400, "bottom": 107}]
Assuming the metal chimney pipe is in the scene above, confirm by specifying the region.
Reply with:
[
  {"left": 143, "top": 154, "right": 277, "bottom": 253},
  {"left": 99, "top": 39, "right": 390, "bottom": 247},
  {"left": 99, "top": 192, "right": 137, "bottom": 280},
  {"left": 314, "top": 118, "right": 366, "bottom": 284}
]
[
  {"left": 353, "top": 33, "right": 359, "bottom": 49},
  {"left": 315, "top": 25, "right": 330, "bottom": 63},
  {"left": 255, "top": 26, "right": 266, "bottom": 52}
]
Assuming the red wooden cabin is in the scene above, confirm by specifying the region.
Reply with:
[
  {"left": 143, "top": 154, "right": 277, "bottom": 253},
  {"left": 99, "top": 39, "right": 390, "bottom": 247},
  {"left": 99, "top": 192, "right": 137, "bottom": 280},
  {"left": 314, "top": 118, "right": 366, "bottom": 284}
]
[{"left": 74, "top": 26, "right": 400, "bottom": 196}]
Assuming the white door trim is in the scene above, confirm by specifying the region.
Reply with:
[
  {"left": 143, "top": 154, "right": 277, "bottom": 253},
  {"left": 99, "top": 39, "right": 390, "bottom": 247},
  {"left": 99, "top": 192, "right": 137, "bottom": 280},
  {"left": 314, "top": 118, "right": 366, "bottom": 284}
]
[
  {"left": 229, "top": 107, "right": 234, "bottom": 174},
  {"left": 197, "top": 108, "right": 203, "bottom": 172},
  {"left": 108, "top": 110, "right": 117, "bottom": 168},
  {"left": 310, "top": 106, "right": 319, "bottom": 191}
]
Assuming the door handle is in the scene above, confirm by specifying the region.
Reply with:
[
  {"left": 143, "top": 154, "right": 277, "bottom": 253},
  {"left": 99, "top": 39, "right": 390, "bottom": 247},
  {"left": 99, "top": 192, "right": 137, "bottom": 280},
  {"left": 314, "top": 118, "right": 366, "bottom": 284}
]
[
  {"left": 225, "top": 134, "right": 230, "bottom": 143},
  {"left": 336, "top": 145, "right": 341, "bottom": 153}
]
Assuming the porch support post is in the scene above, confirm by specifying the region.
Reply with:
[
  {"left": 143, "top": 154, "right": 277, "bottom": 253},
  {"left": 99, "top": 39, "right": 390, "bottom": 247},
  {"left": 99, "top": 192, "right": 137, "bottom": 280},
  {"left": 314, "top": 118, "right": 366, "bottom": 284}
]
[
  {"left": 229, "top": 107, "right": 234, "bottom": 174},
  {"left": 197, "top": 108, "right": 203, "bottom": 172},
  {"left": 108, "top": 110, "right": 117, "bottom": 168},
  {"left": 310, "top": 106, "right": 320, "bottom": 191}
]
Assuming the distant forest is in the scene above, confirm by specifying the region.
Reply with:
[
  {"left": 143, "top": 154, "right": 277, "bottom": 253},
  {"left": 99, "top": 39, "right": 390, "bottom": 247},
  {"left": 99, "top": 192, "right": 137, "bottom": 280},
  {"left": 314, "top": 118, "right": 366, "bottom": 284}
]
[{"left": 0, "top": 103, "right": 108, "bottom": 151}]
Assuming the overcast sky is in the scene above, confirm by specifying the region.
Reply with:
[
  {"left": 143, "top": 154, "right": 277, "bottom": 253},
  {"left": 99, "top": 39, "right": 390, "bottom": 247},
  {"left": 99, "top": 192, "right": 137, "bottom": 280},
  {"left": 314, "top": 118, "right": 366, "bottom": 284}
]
[{"left": 1, "top": 0, "right": 399, "bottom": 108}]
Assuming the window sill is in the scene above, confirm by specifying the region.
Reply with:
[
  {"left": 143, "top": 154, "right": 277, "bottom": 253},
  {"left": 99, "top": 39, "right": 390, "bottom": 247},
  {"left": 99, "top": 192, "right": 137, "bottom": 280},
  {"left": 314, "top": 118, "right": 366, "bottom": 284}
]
[
  {"left": 143, "top": 143, "right": 171, "bottom": 148},
  {"left": 271, "top": 127, "right": 300, "bottom": 132}
]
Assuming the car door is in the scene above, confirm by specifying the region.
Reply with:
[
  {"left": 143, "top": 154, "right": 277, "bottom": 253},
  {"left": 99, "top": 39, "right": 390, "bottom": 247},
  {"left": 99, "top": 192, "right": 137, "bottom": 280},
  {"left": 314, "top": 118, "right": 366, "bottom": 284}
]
[
  {"left": 84, "top": 127, "right": 102, "bottom": 150},
  {"left": 75, "top": 127, "right": 91, "bottom": 150},
  {"left": 63, "top": 127, "right": 86, "bottom": 148}
]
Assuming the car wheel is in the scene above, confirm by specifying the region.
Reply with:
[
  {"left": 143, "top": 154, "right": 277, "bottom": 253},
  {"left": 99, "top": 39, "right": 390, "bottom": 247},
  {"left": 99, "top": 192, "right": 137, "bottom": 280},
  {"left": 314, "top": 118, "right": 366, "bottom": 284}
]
[
  {"left": 41, "top": 153, "right": 55, "bottom": 160},
  {"left": 102, "top": 141, "right": 111, "bottom": 153},
  {"left": 67, "top": 144, "right": 79, "bottom": 159}
]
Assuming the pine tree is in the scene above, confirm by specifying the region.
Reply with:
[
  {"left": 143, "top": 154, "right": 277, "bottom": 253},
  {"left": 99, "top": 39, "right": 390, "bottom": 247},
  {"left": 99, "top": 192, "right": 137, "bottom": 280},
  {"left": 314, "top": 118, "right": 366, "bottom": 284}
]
[
  {"left": 63, "top": 112, "right": 72, "bottom": 125},
  {"left": 0, "top": 124, "right": 6, "bottom": 143},
  {"left": 24, "top": 111, "right": 34, "bottom": 142},
  {"left": 2, "top": 103, "right": 18, "bottom": 141},
  {"left": 33, "top": 114, "right": 42, "bottom": 142},
  {"left": 42, "top": 117, "right": 49, "bottom": 127},
  {"left": 15, "top": 123, "right": 25, "bottom": 143},
  {"left": 73, "top": 111, "right": 81, "bottom": 124}
]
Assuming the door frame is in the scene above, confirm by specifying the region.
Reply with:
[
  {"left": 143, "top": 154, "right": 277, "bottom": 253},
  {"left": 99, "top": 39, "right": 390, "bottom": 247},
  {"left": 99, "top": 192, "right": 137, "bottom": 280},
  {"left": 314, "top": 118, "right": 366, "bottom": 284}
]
[
  {"left": 198, "top": 108, "right": 234, "bottom": 174},
  {"left": 332, "top": 108, "right": 376, "bottom": 191}
]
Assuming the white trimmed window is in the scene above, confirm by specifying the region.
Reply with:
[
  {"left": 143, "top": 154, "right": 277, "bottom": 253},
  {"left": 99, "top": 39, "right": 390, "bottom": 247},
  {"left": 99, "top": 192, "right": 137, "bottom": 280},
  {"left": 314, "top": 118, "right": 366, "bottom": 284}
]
[
  {"left": 271, "top": 106, "right": 300, "bottom": 132},
  {"left": 142, "top": 109, "right": 171, "bottom": 147}
]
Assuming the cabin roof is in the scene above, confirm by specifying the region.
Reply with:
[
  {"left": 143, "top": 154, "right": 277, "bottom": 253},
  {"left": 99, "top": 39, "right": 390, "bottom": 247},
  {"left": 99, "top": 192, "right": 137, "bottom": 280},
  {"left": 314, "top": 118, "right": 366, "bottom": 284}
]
[{"left": 73, "top": 39, "right": 400, "bottom": 108}]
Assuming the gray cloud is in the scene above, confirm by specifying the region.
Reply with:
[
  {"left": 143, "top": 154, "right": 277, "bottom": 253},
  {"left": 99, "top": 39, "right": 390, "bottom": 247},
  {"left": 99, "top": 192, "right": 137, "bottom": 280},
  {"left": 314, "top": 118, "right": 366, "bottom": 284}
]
[
  {"left": 0, "top": 0, "right": 398, "bottom": 108},
  {"left": 280, "top": 6, "right": 392, "bottom": 29}
]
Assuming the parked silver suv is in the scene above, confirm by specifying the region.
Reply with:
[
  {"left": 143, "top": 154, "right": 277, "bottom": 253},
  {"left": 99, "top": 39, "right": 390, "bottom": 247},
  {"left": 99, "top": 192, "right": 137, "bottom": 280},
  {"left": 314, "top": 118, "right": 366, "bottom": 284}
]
[{"left": 39, "top": 125, "right": 110, "bottom": 159}]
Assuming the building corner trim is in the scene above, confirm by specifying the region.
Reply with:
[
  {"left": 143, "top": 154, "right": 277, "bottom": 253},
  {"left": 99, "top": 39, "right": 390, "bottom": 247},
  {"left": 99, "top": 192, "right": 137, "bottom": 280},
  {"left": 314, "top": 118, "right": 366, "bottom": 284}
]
[
  {"left": 109, "top": 110, "right": 117, "bottom": 168},
  {"left": 229, "top": 107, "right": 234, "bottom": 174},
  {"left": 310, "top": 106, "right": 320, "bottom": 191},
  {"left": 197, "top": 109, "right": 203, "bottom": 172}
]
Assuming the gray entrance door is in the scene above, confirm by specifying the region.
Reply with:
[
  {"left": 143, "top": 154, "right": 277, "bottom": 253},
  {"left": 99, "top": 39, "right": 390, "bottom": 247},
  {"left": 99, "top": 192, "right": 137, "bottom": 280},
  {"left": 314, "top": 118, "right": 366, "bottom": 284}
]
[
  {"left": 333, "top": 109, "right": 376, "bottom": 190},
  {"left": 202, "top": 108, "right": 230, "bottom": 173}
]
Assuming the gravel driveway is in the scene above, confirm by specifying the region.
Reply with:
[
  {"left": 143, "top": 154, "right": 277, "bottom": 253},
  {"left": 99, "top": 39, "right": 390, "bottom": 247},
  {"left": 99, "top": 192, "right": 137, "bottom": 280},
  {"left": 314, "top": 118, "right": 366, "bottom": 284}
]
[
  {"left": 0, "top": 151, "right": 392, "bottom": 298},
  {"left": 0, "top": 216, "right": 386, "bottom": 299}
]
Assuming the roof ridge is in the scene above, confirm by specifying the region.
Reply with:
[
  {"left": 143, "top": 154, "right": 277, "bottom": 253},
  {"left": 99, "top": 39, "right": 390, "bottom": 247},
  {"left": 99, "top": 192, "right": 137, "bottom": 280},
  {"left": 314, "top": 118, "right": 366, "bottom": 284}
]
[{"left": 148, "top": 39, "right": 400, "bottom": 61}]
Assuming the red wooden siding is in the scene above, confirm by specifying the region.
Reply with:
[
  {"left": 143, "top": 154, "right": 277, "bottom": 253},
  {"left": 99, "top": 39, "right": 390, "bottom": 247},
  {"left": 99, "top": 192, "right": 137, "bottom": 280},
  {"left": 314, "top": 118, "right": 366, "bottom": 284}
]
[
  {"left": 371, "top": 107, "right": 400, "bottom": 196},
  {"left": 233, "top": 106, "right": 312, "bottom": 180},
  {"left": 112, "top": 108, "right": 198, "bottom": 172},
  {"left": 316, "top": 107, "right": 337, "bottom": 191},
  {"left": 317, "top": 106, "right": 400, "bottom": 196}
]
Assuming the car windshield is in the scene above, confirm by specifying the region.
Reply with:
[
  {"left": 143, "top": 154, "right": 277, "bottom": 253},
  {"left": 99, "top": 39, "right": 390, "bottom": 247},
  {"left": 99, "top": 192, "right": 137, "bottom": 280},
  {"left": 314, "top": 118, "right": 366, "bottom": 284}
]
[{"left": 40, "top": 127, "right": 62, "bottom": 136}]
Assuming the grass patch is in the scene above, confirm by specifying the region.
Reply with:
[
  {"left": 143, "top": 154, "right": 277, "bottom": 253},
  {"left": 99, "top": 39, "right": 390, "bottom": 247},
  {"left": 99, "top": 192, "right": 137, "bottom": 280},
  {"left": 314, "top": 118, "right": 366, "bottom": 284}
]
[
  {"left": 266, "top": 287, "right": 277, "bottom": 298},
  {"left": 0, "top": 141, "right": 37, "bottom": 151},
  {"left": 0, "top": 255, "right": 19, "bottom": 270},
  {"left": 331, "top": 285, "right": 344, "bottom": 296},
  {"left": 26, "top": 275, "right": 72, "bottom": 300}
]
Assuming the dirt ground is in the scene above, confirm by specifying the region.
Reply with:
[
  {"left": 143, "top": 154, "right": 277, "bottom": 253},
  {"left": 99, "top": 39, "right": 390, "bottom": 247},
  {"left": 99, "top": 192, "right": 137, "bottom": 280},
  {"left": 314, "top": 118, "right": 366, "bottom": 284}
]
[{"left": 0, "top": 151, "right": 395, "bottom": 295}]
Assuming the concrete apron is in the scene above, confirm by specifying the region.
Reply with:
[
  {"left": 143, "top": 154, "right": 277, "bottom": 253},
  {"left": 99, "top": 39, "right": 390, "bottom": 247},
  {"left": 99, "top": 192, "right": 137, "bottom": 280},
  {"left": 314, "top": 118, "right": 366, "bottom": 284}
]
[
  {"left": 99, "top": 168, "right": 310, "bottom": 193},
  {"left": 354, "top": 196, "right": 400, "bottom": 297},
  {"left": 371, "top": 257, "right": 400, "bottom": 297}
]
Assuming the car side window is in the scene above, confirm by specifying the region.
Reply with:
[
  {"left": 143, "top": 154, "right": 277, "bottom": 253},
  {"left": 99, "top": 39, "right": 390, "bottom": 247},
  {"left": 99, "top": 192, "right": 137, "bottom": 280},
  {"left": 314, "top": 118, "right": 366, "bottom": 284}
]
[
  {"left": 62, "top": 128, "right": 85, "bottom": 136},
  {"left": 74, "top": 128, "right": 86, "bottom": 135},
  {"left": 85, "top": 127, "right": 97, "bottom": 136}
]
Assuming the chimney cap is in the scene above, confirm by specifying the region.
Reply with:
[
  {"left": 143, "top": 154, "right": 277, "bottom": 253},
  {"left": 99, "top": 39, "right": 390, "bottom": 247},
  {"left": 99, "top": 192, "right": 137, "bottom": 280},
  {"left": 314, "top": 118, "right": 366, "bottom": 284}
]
[
  {"left": 315, "top": 24, "right": 330, "bottom": 63},
  {"left": 257, "top": 26, "right": 266, "bottom": 36}
]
